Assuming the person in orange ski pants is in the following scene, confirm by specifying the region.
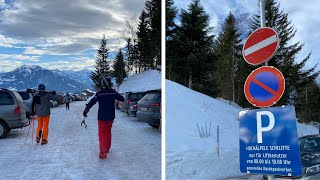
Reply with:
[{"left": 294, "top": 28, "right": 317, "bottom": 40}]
[{"left": 31, "top": 84, "right": 61, "bottom": 145}]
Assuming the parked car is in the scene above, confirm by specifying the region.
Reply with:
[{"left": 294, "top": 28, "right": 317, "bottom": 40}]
[
  {"left": 128, "top": 102, "right": 139, "bottom": 116},
  {"left": 121, "top": 91, "right": 147, "bottom": 114},
  {"left": 0, "top": 88, "right": 29, "bottom": 138},
  {"left": 127, "top": 92, "right": 147, "bottom": 116},
  {"left": 136, "top": 90, "right": 161, "bottom": 128},
  {"left": 17, "top": 91, "right": 33, "bottom": 118},
  {"left": 56, "top": 94, "right": 65, "bottom": 104},
  {"left": 263, "top": 134, "right": 320, "bottom": 179},
  {"left": 50, "top": 100, "right": 58, "bottom": 107},
  {"left": 116, "top": 93, "right": 124, "bottom": 110}
]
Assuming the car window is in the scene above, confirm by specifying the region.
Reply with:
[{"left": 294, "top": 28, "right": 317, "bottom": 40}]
[
  {"left": 129, "top": 93, "right": 146, "bottom": 101},
  {"left": 141, "top": 92, "right": 161, "bottom": 102},
  {"left": 0, "top": 91, "right": 15, "bottom": 105},
  {"left": 300, "top": 137, "right": 320, "bottom": 152},
  {"left": 18, "top": 92, "right": 30, "bottom": 100}
]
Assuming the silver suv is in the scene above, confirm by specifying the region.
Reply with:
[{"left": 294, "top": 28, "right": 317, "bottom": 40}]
[
  {"left": 0, "top": 88, "right": 29, "bottom": 138},
  {"left": 17, "top": 91, "right": 33, "bottom": 118}
]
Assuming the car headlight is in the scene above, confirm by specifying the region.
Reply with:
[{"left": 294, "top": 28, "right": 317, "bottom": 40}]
[{"left": 306, "top": 165, "right": 320, "bottom": 175}]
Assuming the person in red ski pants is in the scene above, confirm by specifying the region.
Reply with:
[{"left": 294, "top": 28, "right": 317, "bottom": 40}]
[{"left": 83, "top": 78, "right": 124, "bottom": 159}]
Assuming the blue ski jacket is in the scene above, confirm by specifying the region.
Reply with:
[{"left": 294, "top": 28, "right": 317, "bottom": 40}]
[{"left": 85, "top": 88, "right": 124, "bottom": 121}]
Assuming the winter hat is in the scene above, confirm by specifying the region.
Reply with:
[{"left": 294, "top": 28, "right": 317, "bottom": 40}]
[
  {"left": 38, "top": 84, "right": 46, "bottom": 90},
  {"left": 101, "top": 78, "right": 112, "bottom": 88}
]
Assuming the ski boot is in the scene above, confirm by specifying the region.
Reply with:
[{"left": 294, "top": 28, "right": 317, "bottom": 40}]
[
  {"left": 41, "top": 139, "right": 48, "bottom": 145},
  {"left": 99, "top": 152, "right": 107, "bottom": 159},
  {"left": 36, "top": 131, "right": 42, "bottom": 143}
]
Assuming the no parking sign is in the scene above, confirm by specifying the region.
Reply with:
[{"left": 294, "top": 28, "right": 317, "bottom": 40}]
[{"left": 244, "top": 66, "right": 285, "bottom": 108}]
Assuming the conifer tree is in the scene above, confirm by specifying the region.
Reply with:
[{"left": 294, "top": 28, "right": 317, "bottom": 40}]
[
  {"left": 168, "top": 0, "right": 214, "bottom": 93},
  {"left": 166, "top": 0, "right": 177, "bottom": 37},
  {"left": 114, "top": 48, "right": 126, "bottom": 85},
  {"left": 166, "top": 0, "right": 177, "bottom": 80},
  {"left": 295, "top": 80, "right": 320, "bottom": 123},
  {"left": 136, "top": 10, "right": 152, "bottom": 72},
  {"left": 145, "top": 0, "right": 161, "bottom": 68},
  {"left": 250, "top": 0, "right": 319, "bottom": 108},
  {"left": 125, "top": 38, "right": 134, "bottom": 74},
  {"left": 214, "top": 12, "right": 242, "bottom": 102},
  {"left": 90, "top": 35, "right": 113, "bottom": 89}
]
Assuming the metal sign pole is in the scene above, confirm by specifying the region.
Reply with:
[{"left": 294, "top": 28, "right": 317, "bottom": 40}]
[
  {"left": 217, "top": 125, "right": 219, "bottom": 157},
  {"left": 260, "top": 0, "right": 268, "bottom": 67},
  {"left": 261, "top": 1, "right": 272, "bottom": 179}
]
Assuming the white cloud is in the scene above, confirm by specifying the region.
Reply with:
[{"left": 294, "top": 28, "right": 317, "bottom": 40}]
[
  {"left": 0, "top": 34, "right": 22, "bottom": 48},
  {"left": 39, "top": 57, "right": 96, "bottom": 71},
  {"left": 0, "top": 0, "right": 146, "bottom": 54},
  {"left": 24, "top": 47, "right": 48, "bottom": 55},
  {"left": 0, "top": 54, "right": 40, "bottom": 61},
  {"left": 0, "top": 60, "right": 23, "bottom": 72},
  {"left": 0, "top": 0, "right": 6, "bottom": 7}
]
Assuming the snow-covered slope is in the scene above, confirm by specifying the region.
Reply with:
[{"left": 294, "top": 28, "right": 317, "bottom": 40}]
[
  {"left": 165, "top": 80, "right": 318, "bottom": 179},
  {"left": 0, "top": 101, "right": 160, "bottom": 179},
  {"left": 118, "top": 70, "right": 161, "bottom": 93}
]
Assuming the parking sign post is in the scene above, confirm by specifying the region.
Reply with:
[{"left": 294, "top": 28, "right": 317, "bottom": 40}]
[
  {"left": 240, "top": 0, "right": 302, "bottom": 178},
  {"left": 239, "top": 106, "right": 302, "bottom": 177}
]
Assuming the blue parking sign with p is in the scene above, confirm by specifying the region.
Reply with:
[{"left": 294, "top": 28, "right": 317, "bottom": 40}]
[{"left": 239, "top": 105, "right": 302, "bottom": 176}]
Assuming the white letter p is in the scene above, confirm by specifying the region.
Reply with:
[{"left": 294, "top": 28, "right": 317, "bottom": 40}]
[{"left": 256, "top": 111, "right": 275, "bottom": 144}]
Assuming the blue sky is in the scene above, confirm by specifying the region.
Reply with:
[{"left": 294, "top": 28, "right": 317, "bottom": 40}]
[
  {"left": 174, "top": 0, "right": 320, "bottom": 72},
  {"left": 1, "top": 0, "right": 319, "bottom": 75},
  {"left": 0, "top": 0, "right": 146, "bottom": 72}
]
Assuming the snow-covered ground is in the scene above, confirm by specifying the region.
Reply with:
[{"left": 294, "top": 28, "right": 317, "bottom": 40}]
[
  {"left": 0, "top": 100, "right": 161, "bottom": 179},
  {"left": 165, "top": 80, "right": 318, "bottom": 180},
  {"left": 118, "top": 70, "right": 161, "bottom": 93}
]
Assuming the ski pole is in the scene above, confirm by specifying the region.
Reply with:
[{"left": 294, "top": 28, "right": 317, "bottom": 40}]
[
  {"left": 81, "top": 117, "right": 87, "bottom": 129},
  {"left": 24, "top": 118, "right": 32, "bottom": 144},
  {"left": 31, "top": 116, "right": 35, "bottom": 144}
]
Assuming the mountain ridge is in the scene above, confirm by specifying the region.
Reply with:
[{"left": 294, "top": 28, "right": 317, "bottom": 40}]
[{"left": 0, "top": 65, "right": 92, "bottom": 93}]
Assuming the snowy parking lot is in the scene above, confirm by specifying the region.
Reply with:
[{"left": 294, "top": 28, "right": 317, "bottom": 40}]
[{"left": 0, "top": 100, "right": 161, "bottom": 180}]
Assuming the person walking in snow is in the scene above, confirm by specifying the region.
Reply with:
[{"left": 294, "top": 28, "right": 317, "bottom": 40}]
[
  {"left": 82, "top": 78, "right": 124, "bottom": 159},
  {"left": 31, "top": 84, "right": 62, "bottom": 145},
  {"left": 65, "top": 93, "right": 71, "bottom": 110}
]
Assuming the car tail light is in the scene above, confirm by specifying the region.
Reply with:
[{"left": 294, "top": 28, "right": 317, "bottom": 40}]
[
  {"left": 148, "top": 103, "right": 160, "bottom": 107},
  {"left": 133, "top": 104, "right": 138, "bottom": 109},
  {"left": 127, "top": 100, "right": 131, "bottom": 105},
  {"left": 14, "top": 106, "right": 21, "bottom": 114}
]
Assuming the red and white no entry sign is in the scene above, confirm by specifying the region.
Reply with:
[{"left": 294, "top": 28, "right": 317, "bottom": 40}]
[{"left": 242, "top": 27, "right": 279, "bottom": 65}]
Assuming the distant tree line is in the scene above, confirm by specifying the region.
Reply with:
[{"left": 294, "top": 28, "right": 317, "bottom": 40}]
[
  {"left": 91, "top": 0, "right": 161, "bottom": 88},
  {"left": 166, "top": 0, "right": 320, "bottom": 123}
]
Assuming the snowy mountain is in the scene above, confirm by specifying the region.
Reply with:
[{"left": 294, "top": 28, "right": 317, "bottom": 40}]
[
  {"left": 165, "top": 80, "right": 318, "bottom": 179},
  {"left": 0, "top": 65, "right": 91, "bottom": 93},
  {"left": 61, "top": 69, "right": 93, "bottom": 87}
]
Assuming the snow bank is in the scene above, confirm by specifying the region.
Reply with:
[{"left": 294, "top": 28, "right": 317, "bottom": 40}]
[
  {"left": 118, "top": 70, "right": 161, "bottom": 93},
  {"left": 165, "top": 80, "right": 319, "bottom": 179}
]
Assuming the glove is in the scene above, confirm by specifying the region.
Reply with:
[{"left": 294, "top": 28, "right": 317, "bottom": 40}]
[
  {"left": 50, "top": 91, "right": 56, "bottom": 95},
  {"left": 83, "top": 109, "right": 88, "bottom": 117}
]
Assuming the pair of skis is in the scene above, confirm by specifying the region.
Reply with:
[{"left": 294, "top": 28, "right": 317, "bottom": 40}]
[
  {"left": 24, "top": 116, "right": 35, "bottom": 144},
  {"left": 80, "top": 69, "right": 109, "bottom": 130}
]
